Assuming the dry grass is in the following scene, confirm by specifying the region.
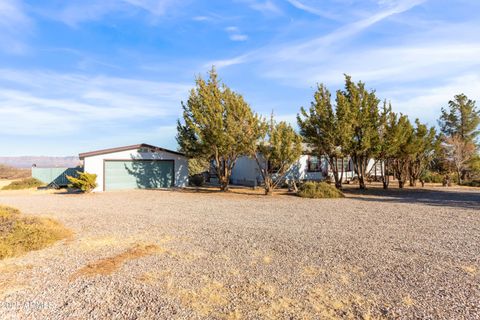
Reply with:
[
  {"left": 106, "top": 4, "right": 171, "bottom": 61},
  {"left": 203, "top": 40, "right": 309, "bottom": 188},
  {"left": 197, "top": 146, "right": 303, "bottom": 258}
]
[
  {"left": 0, "top": 165, "right": 30, "bottom": 180},
  {"left": 297, "top": 182, "right": 345, "bottom": 199},
  {"left": 1, "top": 178, "right": 44, "bottom": 190},
  {"left": 160, "top": 271, "right": 382, "bottom": 320},
  {"left": 461, "top": 265, "right": 477, "bottom": 276},
  {"left": 0, "top": 206, "right": 72, "bottom": 260},
  {"left": 403, "top": 295, "right": 415, "bottom": 307},
  {"left": 178, "top": 278, "right": 229, "bottom": 316},
  {"left": 70, "top": 244, "right": 163, "bottom": 279}
]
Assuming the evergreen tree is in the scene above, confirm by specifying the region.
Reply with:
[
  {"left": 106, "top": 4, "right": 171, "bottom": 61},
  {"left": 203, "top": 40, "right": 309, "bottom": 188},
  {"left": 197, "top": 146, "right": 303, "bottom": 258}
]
[
  {"left": 438, "top": 94, "right": 479, "bottom": 183},
  {"left": 177, "top": 68, "right": 260, "bottom": 191},
  {"left": 254, "top": 116, "right": 303, "bottom": 195},
  {"left": 408, "top": 120, "right": 437, "bottom": 186},
  {"left": 439, "top": 94, "right": 479, "bottom": 144},
  {"left": 297, "top": 84, "right": 349, "bottom": 189},
  {"left": 337, "top": 75, "right": 381, "bottom": 189},
  {"left": 391, "top": 116, "right": 414, "bottom": 188},
  {"left": 377, "top": 103, "right": 409, "bottom": 189}
]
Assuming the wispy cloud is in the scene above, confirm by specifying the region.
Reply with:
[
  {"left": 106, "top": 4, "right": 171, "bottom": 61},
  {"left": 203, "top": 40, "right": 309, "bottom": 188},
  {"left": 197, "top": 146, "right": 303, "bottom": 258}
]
[
  {"left": 0, "top": 69, "right": 190, "bottom": 135},
  {"left": 0, "top": 0, "right": 32, "bottom": 53},
  {"left": 248, "top": 0, "right": 283, "bottom": 15},
  {"left": 213, "top": 0, "right": 425, "bottom": 68},
  {"left": 285, "top": 0, "right": 338, "bottom": 20},
  {"left": 385, "top": 74, "right": 480, "bottom": 124},
  {"left": 225, "top": 26, "right": 249, "bottom": 42},
  {"left": 192, "top": 15, "right": 210, "bottom": 22},
  {"left": 122, "top": 0, "right": 176, "bottom": 15},
  {"left": 40, "top": 0, "right": 179, "bottom": 27}
]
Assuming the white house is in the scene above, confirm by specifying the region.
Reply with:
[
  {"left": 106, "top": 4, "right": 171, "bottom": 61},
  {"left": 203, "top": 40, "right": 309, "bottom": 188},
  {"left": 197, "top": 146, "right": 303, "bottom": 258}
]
[
  {"left": 230, "top": 154, "right": 378, "bottom": 187},
  {"left": 79, "top": 144, "right": 188, "bottom": 192}
]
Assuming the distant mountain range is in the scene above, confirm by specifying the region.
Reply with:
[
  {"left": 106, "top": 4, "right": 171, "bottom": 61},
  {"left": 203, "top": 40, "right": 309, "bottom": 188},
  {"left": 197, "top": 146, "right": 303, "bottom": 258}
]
[{"left": 0, "top": 156, "right": 81, "bottom": 168}]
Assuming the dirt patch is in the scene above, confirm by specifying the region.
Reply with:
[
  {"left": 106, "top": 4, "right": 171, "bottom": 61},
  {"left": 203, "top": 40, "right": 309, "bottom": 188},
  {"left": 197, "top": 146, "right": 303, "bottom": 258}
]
[{"left": 70, "top": 244, "right": 162, "bottom": 279}]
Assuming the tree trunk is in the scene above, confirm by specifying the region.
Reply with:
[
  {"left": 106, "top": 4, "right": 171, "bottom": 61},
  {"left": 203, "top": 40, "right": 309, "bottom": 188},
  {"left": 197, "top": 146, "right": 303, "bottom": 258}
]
[
  {"left": 353, "top": 156, "right": 367, "bottom": 190},
  {"left": 339, "top": 157, "right": 344, "bottom": 189},
  {"left": 457, "top": 169, "right": 462, "bottom": 185},
  {"left": 220, "top": 182, "right": 229, "bottom": 191},
  {"left": 218, "top": 159, "right": 231, "bottom": 192},
  {"left": 381, "top": 160, "right": 389, "bottom": 189},
  {"left": 219, "top": 177, "right": 229, "bottom": 191},
  {"left": 382, "top": 177, "right": 389, "bottom": 189},
  {"left": 359, "top": 177, "right": 366, "bottom": 189},
  {"left": 264, "top": 177, "right": 274, "bottom": 195},
  {"left": 398, "top": 180, "right": 405, "bottom": 188},
  {"left": 329, "top": 156, "right": 342, "bottom": 189}
]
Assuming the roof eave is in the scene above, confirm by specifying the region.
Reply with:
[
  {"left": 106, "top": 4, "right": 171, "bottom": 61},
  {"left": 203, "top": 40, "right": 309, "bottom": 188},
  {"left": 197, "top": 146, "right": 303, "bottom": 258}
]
[{"left": 79, "top": 143, "right": 186, "bottom": 159}]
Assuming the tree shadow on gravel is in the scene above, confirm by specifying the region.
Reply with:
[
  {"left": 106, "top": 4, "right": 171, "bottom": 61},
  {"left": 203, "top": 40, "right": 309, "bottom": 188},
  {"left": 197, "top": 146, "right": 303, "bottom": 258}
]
[{"left": 343, "top": 187, "right": 480, "bottom": 210}]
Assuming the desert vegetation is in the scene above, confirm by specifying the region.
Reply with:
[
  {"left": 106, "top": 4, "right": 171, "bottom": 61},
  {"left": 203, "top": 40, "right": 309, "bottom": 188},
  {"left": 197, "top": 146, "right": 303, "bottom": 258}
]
[
  {"left": 0, "top": 165, "right": 30, "bottom": 180},
  {"left": 1, "top": 178, "right": 43, "bottom": 190},
  {"left": 0, "top": 206, "right": 71, "bottom": 259},
  {"left": 178, "top": 69, "right": 480, "bottom": 192},
  {"left": 297, "top": 181, "right": 344, "bottom": 199},
  {"left": 67, "top": 172, "right": 97, "bottom": 193}
]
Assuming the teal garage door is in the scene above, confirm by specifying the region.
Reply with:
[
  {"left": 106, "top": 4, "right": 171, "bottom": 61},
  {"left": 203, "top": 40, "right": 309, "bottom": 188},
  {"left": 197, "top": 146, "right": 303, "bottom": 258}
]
[{"left": 104, "top": 160, "right": 174, "bottom": 191}]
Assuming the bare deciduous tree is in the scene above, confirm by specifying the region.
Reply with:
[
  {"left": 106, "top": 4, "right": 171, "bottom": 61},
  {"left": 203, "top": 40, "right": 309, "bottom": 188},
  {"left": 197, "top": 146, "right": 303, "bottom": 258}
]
[{"left": 444, "top": 134, "right": 476, "bottom": 185}]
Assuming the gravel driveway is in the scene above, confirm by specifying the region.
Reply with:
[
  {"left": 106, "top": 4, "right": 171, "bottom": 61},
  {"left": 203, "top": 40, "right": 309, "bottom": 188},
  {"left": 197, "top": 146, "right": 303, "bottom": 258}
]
[{"left": 0, "top": 187, "right": 478, "bottom": 319}]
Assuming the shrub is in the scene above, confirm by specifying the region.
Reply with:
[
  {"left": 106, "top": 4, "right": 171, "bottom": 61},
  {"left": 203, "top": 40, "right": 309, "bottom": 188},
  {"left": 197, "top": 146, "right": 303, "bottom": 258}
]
[
  {"left": 421, "top": 171, "right": 443, "bottom": 184},
  {"left": 297, "top": 181, "right": 345, "bottom": 199},
  {"left": 2, "top": 177, "right": 44, "bottom": 190},
  {"left": 189, "top": 174, "right": 205, "bottom": 187},
  {"left": 0, "top": 206, "right": 71, "bottom": 259},
  {"left": 67, "top": 172, "right": 97, "bottom": 193},
  {"left": 463, "top": 180, "right": 480, "bottom": 187},
  {"left": 421, "top": 171, "right": 458, "bottom": 184}
]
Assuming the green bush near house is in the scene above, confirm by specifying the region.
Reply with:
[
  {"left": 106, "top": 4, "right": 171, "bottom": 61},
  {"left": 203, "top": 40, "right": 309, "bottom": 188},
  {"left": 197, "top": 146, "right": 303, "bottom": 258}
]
[
  {"left": 297, "top": 181, "right": 345, "bottom": 199},
  {"left": 67, "top": 172, "right": 97, "bottom": 193},
  {"left": 1, "top": 178, "right": 44, "bottom": 190},
  {"left": 0, "top": 206, "right": 72, "bottom": 259},
  {"left": 189, "top": 174, "right": 205, "bottom": 187},
  {"left": 421, "top": 171, "right": 458, "bottom": 184},
  {"left": 463, "top": 180, "right": 480, "bottom": 187}
]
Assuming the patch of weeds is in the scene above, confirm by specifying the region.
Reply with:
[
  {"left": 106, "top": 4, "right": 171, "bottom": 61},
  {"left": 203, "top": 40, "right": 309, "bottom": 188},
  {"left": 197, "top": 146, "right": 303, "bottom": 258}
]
[
  {"left": 461, "top": 265, "right": 477, "bottom": 276},
  {"left": 179, "top": 279, "right": 229, "bottom": 316},
  {"left": 1, "top": 178, "right": 44, "bottom": 190},
  {"left": 402, "top": 295, "right": 415, "bottom": 307},
  {"left": 297, "top": 182, "right": 345, "bottom": 199},
  {"left": 0, "top": 206, "right": 71, "bottom": 260}
]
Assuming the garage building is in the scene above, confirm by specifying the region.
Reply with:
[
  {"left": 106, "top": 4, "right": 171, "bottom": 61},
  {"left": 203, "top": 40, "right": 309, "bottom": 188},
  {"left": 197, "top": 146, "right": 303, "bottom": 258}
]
[{"left": 79, "top": 144, "right": 188, "bottom": 192}]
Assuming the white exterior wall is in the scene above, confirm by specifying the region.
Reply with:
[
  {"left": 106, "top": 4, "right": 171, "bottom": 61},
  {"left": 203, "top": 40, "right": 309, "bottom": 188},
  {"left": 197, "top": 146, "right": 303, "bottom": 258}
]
[
  {"left": 231, "top": 155, "right": 329, "bottom": 186},
  {"left": 285, "top": 155, "right": 326, "bottom": 181},
  {"left": 83, "top": 149, "right": 188, "bottom": 192},
  {"left": 230, "top": 156, "right": 260, "bottom": 187},
  {"left": 230, "top": 155, "right": 380, "bottom": 185}
]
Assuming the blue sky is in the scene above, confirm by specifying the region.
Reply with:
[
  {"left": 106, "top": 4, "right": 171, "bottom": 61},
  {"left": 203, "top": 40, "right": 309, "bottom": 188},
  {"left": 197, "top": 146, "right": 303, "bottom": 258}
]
[{"left": 0, "top": 0, "right": 479, "bottom": 156}]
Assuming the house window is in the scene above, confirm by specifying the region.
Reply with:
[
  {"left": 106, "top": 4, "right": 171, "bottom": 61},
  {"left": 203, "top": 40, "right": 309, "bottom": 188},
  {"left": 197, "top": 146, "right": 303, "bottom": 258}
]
[
  {"left": 307, "top": 156, "right": 322, "bottom": 172},
  {"left": 332, "top": 158, "right": 351, "bottom": 171}
]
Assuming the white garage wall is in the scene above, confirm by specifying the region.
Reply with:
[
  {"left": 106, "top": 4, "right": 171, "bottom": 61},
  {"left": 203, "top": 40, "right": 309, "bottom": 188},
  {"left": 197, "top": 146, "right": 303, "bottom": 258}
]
[{"left": 83, "top": 149, "right": 188, "bottom": 192}]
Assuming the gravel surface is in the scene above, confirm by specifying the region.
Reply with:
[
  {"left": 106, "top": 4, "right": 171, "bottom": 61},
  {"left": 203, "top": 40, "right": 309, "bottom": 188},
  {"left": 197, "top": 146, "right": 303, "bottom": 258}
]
[{"left": 0, "top": 187, "right": 478, "bottom": 319}]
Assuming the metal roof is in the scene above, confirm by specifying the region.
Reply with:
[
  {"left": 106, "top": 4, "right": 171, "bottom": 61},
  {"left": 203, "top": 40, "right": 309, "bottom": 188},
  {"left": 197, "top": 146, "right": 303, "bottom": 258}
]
[{"left": 79, "top": 143, "right": 186, "bottom": 159}]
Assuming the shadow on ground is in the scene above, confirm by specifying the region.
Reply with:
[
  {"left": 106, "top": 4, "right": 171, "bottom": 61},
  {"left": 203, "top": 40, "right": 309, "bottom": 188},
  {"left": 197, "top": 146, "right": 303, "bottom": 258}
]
[{"left": 343, "top": 186, "right": 480, "bottom": 210}]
